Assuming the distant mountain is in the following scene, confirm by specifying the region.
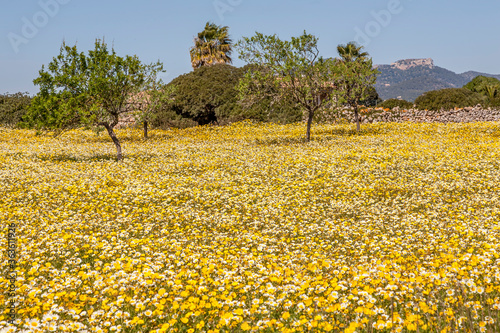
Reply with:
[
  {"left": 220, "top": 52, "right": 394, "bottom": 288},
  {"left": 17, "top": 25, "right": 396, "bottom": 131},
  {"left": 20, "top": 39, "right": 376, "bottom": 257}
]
[
  {"left": 460, "top": 71, "right": 500, "bottom": 82},
  {"left": 374, "top": 58, "right": 500, "bottom": 102}
]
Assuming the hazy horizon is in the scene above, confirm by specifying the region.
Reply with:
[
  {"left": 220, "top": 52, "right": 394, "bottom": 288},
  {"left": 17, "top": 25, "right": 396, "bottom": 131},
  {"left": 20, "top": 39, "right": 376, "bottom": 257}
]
[{"left": 2, "top": 0, "right": 500, "bottom": 95}]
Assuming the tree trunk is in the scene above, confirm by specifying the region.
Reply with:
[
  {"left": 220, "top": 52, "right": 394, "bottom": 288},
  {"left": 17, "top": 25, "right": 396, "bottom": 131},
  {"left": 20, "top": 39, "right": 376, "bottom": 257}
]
[
  {"left": 354, "top": 106, "right": 361, "bottom": 132},
  {"left": 104, "top": 124, "right": 123, "bottom": 161},
  {"left": 306, "top": 110, "right": 314, "bottom": 142},
  {"left": 143, "top": 121, "right": 148, "bottom": 139}
]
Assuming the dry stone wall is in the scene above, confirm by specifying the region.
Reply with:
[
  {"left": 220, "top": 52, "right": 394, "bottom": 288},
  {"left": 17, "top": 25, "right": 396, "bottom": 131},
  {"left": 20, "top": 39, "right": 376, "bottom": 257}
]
[
  {"left": 331, "top": 107, "right": 500, "bottom": 124},
  {"left": 116, "top": 112, "right": 137, "bottom": 128}
]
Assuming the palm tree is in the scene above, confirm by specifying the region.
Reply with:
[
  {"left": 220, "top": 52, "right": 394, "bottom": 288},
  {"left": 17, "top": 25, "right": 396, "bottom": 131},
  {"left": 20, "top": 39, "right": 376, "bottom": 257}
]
[
  {"left": 337, "top": 41, "right": 369, "bottom": 63},
  {"left": 485, "top": 84, "right": 498, "bottom": 99},
  {"left": 336, "top": 42, "right": 373, "bottom": 132},
  {"left": 190, "top": 22, "right": 232, "bottom": 69}
]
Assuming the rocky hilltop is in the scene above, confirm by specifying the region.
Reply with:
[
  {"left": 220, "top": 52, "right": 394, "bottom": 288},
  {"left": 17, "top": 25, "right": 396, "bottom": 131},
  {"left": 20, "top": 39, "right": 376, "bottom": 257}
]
[
  {"left": 375, "top": 58, "right": 500, "bottom": 102},
  {"left": 391, "top": 58, "right": 434, "bottom": 70}
]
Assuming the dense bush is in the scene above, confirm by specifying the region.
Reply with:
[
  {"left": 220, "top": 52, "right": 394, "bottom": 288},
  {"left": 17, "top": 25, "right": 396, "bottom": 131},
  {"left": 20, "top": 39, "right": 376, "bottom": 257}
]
[
  {"left": 360, "top": 86, "right": 383, "bottom": 107},
  {"left": 464, "top": 76, "right": 500, "bottom": 98},
  {"left": 415, "top": 88, "right": 486, "bottom": 111},
  {"left": 378, "top": 98, "right": 414, "bottom": 110},
  {"left": 463, "top": 76, "right": 500, "bottom": 108},
  {"left": 0, "top": 92, "right": 31, "bottom": 127},
  {"left": 488, "top": 98, "right": 500, "bottom": 107},
  {"left": 152, "top": 64, "right": 302, "bottom": 129}
]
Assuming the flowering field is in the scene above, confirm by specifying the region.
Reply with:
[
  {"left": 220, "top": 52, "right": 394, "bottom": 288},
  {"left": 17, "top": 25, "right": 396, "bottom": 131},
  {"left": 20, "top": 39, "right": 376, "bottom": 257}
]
[{"left": 1, "top": 121, "right": 500, "bottom": 333}]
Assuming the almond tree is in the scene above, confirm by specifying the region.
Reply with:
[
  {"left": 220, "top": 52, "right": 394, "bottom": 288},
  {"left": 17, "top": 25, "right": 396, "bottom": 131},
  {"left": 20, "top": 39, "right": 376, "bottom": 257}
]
[
  {"left": 236, "top": 31, "right": 339, "bottom": 142},
  {"left": 26, "top": 39, "right": 164, "bottom": 160},
  {"left": 335, "top": 56, "right": 379, "bottom": 131}
]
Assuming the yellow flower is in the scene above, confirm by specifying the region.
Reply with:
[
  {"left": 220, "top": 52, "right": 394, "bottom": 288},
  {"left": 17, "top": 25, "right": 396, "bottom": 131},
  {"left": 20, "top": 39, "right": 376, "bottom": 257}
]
[{"left": 241, "top": 322, "right": 251, "bottom": 331}]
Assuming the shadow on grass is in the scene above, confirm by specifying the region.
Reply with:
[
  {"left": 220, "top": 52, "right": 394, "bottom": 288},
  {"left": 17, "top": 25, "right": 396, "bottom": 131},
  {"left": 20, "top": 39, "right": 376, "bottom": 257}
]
[
  {"left": 489, "top": 128, "right": 500, "bottom": 138},
  {"left": 253, "top": 136, "right": 309, "bottom": 146},
  {"left": 315, "top": 126, "right": 389, "bottom": 137},
  {"left": 37, "top": 153, "right": 120, "bottom": 163},
  {"left": 254, "top": 127, "right": 386, "bottom": 146}
]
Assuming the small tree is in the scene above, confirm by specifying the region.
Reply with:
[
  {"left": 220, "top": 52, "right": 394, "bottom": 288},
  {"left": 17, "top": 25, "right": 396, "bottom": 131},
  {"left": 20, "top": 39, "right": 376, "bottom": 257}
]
[
  {"left": 335, "top": 44, "right": 379, "bottom": 131},
  {"left": 26, "top": 39, "right": 164, "bottom": 160},
  {"left": 130, "top": 69, "right": 174, "bottom": 139},
  {"left": 237, "top": 32, "right": 339, "bottom": 141}
]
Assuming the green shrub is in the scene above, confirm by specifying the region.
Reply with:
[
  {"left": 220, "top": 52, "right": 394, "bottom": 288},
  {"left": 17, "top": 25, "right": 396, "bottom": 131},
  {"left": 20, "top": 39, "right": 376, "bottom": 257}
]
[
  {"left": 415, "top": 88, "right": 486, "bottom": 111},
  {"left": 464, "top": 76, "right": 500, "bottom": 98},
  {"left": 0, "top": 92, "right": 31, "bottom": 127},
  {"left": 463, "top": 76, "right": 500, "bottom": 108},
  {"left": 152, "top": 64, "right": 302, "bottom": 129},
  {"left": 359, "top": 86, "right": 383, "bottom": 107},
  {"left": 488, "top": 97, "right": 500, "bottom": 108},
  {"left": 378, "top": 98, "right": 414, "bottom": 110}
]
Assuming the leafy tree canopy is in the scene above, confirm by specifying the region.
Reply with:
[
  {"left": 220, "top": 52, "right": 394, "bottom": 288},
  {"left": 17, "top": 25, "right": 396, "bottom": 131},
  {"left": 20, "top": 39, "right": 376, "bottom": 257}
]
[
  {"left": 236, "top": 31, "right": 342, "bottom": 141},
  {"left": 334, "top": 45, "right": 379, "bottom": 131},
  {"left": 463, "top": 75, "right": 500, "bottom": 100},
  {"left": 25, "top": 39, "right": 164, "bottom": 160}
]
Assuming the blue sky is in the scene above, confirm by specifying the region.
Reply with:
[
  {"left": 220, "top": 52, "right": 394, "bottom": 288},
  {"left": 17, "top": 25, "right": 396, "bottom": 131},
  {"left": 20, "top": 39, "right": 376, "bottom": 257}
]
[{"left": 1, "top": 0, "right": 500, "bottom": 95}]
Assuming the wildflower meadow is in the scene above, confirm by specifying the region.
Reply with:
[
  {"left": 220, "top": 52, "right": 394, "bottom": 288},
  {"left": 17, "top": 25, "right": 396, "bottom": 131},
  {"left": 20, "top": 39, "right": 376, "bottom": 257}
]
[{"left": 1, "top": 121, "right": 499, "bottom": 332}]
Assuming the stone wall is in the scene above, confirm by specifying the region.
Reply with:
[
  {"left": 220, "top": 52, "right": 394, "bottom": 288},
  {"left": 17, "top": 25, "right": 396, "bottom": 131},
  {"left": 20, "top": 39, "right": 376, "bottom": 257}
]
[
  {"left": 116, "top": 112, "right": 137, "bottom": 128},
  {"left": 328, "top": 106, "right": 500, "bottom": 124}
]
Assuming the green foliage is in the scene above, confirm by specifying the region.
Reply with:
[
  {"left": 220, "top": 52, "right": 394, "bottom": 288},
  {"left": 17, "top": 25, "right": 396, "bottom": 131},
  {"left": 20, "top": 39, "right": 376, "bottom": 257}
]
[
  {"left": 335, "top": 45, "right": 379, "bottom": 130},
  {"left": 190, "top": 22, "right": 232, "bottom": 69},
  {"left": 415, "top": 88, "right": 486, "bottom": 111},
  {"left": 0, "top": 92, "right": 31, "bottom": 128},
  {"left": 154, "top": 64, "right": 243, "bottom": 127},
  {"left": 463, "top": 76, "right": 500, "bottom": 103},
  {"left": 236, "top": 31, "right": 342, "bottom": 141},
  {"left": 360, "top": 86, "right": 382, "bottom": 107},
  {"left": 375, "top": 65, "right": 469, "bottom": 101},
  {"left": 488, "top": 97, "right": 500, "bottom": 107},
  {"left": 378, "top": 98, "right": 414, "bottom": 110},
  {"left": 26, "top": 39, "right": 164, "bottom": 160},
  {"left": 153, "top": 64, "right": 302, "bottom": 129},
  {"left": 336, "top": 57, "right": 379, "bottom": 109},
  {"left": 337, "top": 41, "right": 369, "bottom": 63}
]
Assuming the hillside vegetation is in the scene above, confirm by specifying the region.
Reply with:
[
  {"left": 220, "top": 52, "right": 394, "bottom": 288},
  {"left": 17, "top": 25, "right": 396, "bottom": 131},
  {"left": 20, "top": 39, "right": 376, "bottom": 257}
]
[
  {"left": 375, "top": 59, "right": 500, "bottom": 101},
  {"left": 415, "top": 88, "right": 486, "bottom": 111}
]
